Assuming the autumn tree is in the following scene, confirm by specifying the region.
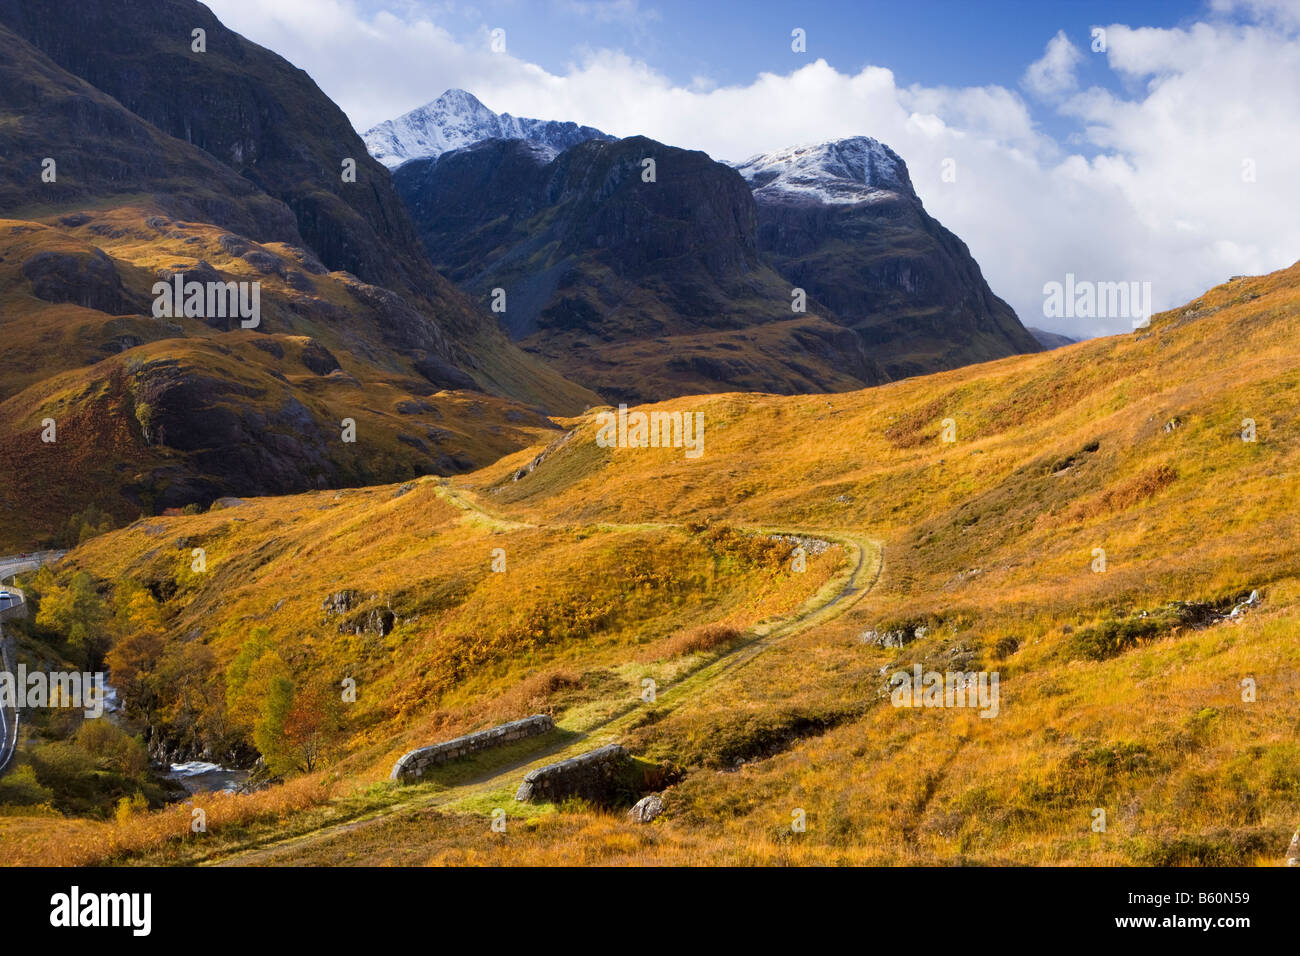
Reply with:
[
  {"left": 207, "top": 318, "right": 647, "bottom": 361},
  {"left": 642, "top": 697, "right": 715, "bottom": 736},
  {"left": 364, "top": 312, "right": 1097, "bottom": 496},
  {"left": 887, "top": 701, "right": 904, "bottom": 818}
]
[
  {"left": 35, "top": 571, "right": 111, "bottom": 667},
  {"left": 283, "top": 680, "right": 343, "bottom": 773}
]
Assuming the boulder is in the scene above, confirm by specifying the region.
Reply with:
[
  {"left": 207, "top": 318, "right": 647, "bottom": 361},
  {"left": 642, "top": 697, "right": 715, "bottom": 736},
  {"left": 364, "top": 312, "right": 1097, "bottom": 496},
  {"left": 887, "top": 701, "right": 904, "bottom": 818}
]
[{"left": 628, "top": 794, "right": 664, "bottom": 823}]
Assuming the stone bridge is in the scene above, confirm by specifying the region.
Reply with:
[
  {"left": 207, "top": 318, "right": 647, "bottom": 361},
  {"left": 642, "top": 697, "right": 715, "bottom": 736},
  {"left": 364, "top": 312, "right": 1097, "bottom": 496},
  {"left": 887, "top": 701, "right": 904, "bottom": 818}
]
[
  {"left": 514, "top": 744, "right": 633, "bottom": 803},
  {"left": 391, "top": 714, "right": 554, "bottom": 781}
]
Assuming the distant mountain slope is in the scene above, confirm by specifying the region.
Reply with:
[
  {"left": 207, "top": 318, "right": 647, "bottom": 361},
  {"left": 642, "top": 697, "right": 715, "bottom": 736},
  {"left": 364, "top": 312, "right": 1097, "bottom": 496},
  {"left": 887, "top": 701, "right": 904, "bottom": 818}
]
[
  {"left": 364, "top": 89, "right": 614, "bottom": 169},
  {"left": 732, "top": 138, "right": 1041, "bottom": 378},
  {"left": 1027, "top": 326, "right": 1081, "bottom": 350},
  {"left": 395, "top": 136, "right": 883, "bottom": 403},
  {"left": 0, "top": 0, "right": 598, "bottom": 415}
]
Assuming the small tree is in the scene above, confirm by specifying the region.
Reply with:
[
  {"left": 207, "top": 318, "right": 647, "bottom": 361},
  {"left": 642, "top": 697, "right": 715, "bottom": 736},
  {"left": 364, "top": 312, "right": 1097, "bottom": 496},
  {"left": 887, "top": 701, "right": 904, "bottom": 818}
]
[
  {"left": 283, "top": 681, "right": 342, "bottom": 773},
  {"left": 252, "top": 670, "right": 295, "bottom": 777}
]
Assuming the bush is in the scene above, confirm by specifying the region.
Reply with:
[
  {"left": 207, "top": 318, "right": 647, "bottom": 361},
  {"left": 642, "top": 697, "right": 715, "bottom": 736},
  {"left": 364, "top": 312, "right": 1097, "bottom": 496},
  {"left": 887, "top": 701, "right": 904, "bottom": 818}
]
[
  {"left": 0, "top": 764, "right": 55, "bottom": 807},
  {"left": 114, "top": 791, "right": 148, "bottom": 823},
  {"left": 639, "top": 624, "right": 743, "bottom": 661}
]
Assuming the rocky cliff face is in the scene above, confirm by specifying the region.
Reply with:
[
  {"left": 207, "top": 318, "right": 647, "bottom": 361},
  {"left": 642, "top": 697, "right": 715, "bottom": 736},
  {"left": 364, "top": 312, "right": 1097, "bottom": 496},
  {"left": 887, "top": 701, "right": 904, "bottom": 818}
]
[
  {"left": 395, "top": 136, "right": 883, "bottom": 403},
  {"left": 392, "top": 124, "right": 1036, "bottom": 399},
  {"left": 733, "top": 138, "right": 1041, "bottom": 377}
]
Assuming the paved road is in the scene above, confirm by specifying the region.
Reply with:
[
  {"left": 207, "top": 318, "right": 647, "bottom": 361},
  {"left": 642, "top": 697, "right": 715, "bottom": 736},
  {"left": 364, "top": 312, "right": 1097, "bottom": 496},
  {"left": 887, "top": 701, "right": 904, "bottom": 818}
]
[
  {"left": 0, "top": 550, "right": 65, "bottom": 774},
  {"left": 0, "top": 629, "right": 14, "bottom": 774},
  {"left": 0, "top": 550, "right": 64, "bottom": 585}
]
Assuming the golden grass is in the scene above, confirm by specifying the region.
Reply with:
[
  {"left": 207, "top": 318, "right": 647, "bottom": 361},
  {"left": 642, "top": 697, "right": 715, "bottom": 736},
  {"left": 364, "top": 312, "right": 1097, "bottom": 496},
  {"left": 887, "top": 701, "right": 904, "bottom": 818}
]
[{"left": 0, "top": 773, "right": 336, "bottom": 867}]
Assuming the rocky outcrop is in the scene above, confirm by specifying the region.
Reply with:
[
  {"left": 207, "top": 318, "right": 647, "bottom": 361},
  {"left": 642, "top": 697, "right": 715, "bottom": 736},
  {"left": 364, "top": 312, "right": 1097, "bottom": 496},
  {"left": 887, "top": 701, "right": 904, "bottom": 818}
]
[
  {"left": 860, "top": 623, "right": 932, "bottom": 649},
  {"left": 22, "top": 249, "right": 144, "bottom": 314},
  {"left": 391, "top": 714, "right": 555, "bottom": 781},
  {"left": 321, "top": 591, "right": 396, "bottom": 637}
]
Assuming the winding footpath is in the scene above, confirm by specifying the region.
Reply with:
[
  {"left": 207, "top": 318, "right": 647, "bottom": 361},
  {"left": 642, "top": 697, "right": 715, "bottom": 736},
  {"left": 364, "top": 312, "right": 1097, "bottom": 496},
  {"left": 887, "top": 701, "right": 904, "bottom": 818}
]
[{"left": 201, "top": 485, "right": 883, "bottom": 865}]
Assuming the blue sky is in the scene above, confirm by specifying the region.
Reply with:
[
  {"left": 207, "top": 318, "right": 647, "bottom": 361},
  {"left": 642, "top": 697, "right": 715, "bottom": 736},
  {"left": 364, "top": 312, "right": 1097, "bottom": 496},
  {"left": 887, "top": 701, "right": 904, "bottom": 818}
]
[
  {"left": 370, "top": 0, "right": 1210, "bottom": 144},
  {"left": 208, "top": 0, "right": 1300, "bottom": 338}
]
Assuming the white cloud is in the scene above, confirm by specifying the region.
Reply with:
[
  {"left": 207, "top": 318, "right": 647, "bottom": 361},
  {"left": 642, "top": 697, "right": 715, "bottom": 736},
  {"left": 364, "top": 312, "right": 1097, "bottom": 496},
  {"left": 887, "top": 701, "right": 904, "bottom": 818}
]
[
  {"left": 206, "top": 0, "right": 1300, "bottom": 339},
  {"left": 1211, "top": 0, "right": 1300, "bottom": 29},
  {"left": 1022, "top": 30, "right": 1084, "bottom": 99}
]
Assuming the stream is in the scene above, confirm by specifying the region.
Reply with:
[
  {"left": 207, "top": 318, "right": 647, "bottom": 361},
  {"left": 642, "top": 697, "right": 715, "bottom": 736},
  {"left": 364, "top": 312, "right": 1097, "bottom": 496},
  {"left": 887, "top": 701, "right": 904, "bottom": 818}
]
[
  {"left": 100, "top": 677, "right": 250, "bottom": 796},
  {"left": 163, "top": 760, "right": 250, "bottom": 795}
]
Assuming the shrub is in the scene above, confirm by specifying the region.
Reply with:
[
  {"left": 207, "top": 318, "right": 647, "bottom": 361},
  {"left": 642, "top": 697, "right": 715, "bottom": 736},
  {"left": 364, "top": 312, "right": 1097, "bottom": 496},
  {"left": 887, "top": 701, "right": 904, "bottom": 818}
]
[{"left": 638, "top": 624, "right": 743, "bottom": 662}]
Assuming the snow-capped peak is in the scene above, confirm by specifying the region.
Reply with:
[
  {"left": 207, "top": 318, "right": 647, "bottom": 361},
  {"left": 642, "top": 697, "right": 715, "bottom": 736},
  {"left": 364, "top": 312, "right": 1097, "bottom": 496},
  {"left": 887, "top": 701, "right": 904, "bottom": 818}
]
[
  {"left": 730, "top": 137, "right": 913, "bottom": 205},
  {"left": 363, "top": 89, "right": 613, "bottom": 169}
]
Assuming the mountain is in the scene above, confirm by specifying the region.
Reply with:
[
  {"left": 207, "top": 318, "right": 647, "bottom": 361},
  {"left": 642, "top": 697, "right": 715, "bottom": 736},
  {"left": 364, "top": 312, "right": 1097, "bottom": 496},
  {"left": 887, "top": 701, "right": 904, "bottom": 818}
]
[
  {"left": 0, "top": 1, "right": 600, "bottom": 549},
  {"left": 732, "top": 138, "right": 1042, "bottom": 378},
  {"left": 1028, "top": 326, "right": 1081, "bottom": 350},
  {"left": 386, "top": 107, "right": 1038, "bottom": 401},
  {"left": 363, "top": 89, "right": 614, "bottom": 169},
  {"left": 394, "top": 135, "right": 884, "bottom": 403},
  {"left": 0, "top": 0, "right": 599, "bottom": 416}
]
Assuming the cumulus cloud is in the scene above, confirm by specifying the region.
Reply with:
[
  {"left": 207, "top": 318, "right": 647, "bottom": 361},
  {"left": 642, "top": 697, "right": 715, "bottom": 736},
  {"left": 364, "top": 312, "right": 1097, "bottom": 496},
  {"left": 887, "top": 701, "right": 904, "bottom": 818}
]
[
  {"left": 205, "top": 0, "right": 1300, "bottom": 339},
  {"left": 1022, "top": 30, "right": 1084, "bottom": 99}
]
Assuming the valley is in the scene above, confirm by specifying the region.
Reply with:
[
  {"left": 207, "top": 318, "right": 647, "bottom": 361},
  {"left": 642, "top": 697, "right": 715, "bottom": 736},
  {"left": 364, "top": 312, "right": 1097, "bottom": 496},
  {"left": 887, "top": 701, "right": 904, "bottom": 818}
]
[
  {"left": 0, "top": 0, "right": 1296, "bottom": 879},
  {"left": 3, "top": 256, "right": 1298, "bottom": 865}
]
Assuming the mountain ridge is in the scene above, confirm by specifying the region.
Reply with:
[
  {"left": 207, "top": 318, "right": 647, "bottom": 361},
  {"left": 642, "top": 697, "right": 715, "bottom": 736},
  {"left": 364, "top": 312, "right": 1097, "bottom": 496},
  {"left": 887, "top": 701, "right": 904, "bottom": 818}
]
[
  {"left": 364, "top": 88, "right": 615, "bottom": 169},
  {"left": 390, "top": 119, "right": 1038, "bottom": 398}
]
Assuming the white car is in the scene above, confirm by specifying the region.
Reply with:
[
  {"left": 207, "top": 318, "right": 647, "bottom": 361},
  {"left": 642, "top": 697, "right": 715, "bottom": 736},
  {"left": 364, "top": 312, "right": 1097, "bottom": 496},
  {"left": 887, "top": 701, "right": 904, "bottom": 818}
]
[{"left": 0, "top": 591, "right": 17, "bottom": 610}]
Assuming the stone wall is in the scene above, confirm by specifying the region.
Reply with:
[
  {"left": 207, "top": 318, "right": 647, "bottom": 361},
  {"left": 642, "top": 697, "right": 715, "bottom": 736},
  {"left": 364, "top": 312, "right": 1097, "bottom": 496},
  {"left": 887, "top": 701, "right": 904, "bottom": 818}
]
[
  {"left": 391, "top": 714, "right": 554, "bottom": 781},
  {"left": 514, "top": 744, "right": 631, "bottom": 803}
]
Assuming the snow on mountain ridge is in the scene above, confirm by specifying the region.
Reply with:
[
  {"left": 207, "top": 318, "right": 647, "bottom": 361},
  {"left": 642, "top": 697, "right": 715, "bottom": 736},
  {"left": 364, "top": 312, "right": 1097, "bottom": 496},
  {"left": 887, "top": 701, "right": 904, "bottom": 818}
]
[
  {"left": 730, "top": 137, "right": 914, "bottom": 206},
  {"left": 363, "top": 89, "right": 613, "bottom": 169}
]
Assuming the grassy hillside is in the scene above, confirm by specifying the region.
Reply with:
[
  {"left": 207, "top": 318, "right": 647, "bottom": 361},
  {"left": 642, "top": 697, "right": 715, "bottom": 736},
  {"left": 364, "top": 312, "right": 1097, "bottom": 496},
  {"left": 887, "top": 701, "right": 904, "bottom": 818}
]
[
  {"left": 2, "top": 261, "right": 1298, "bottom": 865},
  {"left": 0, "top": 210, "right": 586, "bottom": 548}
]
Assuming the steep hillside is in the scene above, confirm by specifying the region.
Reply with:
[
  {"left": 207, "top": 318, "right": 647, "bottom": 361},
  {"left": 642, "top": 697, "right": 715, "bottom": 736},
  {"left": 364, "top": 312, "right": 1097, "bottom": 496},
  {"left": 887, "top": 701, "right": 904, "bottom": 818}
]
[
  {"left": 0, "top": 212, "right": 563, "bottom": 548},
  {"left": 3, "top": 261, "right": 1298, "bottom": 866},
  {"left": 0, "top": 8, "right": 600, "bottom": 548},
  {"left": 0, "top": 0, "right": 598, "bottom": 413},
  {"left": 396, "top": 136, "right": 883, "bottom": 403}
]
